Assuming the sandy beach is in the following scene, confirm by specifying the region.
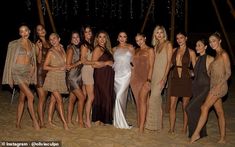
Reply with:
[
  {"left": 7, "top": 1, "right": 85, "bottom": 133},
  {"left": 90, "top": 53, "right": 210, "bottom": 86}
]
[{"left": 0, "top": 73, "right": 235, "bottom": 147}]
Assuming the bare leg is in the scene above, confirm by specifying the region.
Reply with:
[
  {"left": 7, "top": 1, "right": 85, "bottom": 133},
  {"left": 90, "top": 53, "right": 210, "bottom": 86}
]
[
  {"left": 52, "top": 91, "right": 69, "bottom": 130},
  {"left": 18, "top": 83, "right": 40, "bottom": 130},
  {"left": 73, "top": 88, "right": 85, "bottom": 128},
  {"left": 67, "top": 93, "right": 76, "bottom": 125},
  {"left": 182, "top": 97, "right": 190, "bottom": 134},
  {"left": 134, "top": 91, "right": 140, "bottom": 127},
  {"left": 16, "top": 91, "right": 26, "bottom": 128},
  {"left": 169, "top": 96, "right": 178, "bottom": 133},
  {"left": 213, "top": 99, "right": 226, "bottom": 144},
  {"left": 48, "top": 94, "right": 57, "bottom": 127},
  {"left": 84, "top": 85, "right": 94, "bottom": 128},
  {"left": 37, "top": 87, "right": 47, "bottom": 127},
  {"left": 138, "top": 85, "right": 150, "bottom": 133},
  {"left": 190, "top": 94, "right": 219, "bottom": 143}
]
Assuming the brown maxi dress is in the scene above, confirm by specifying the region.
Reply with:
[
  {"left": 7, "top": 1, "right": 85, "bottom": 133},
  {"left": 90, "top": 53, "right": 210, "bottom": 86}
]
[
  {"left": 92, "top": 50, "right": 115, "bottom": 124},
  {"left": 130, "top": 50, "right": 149, "bottom": 104}
]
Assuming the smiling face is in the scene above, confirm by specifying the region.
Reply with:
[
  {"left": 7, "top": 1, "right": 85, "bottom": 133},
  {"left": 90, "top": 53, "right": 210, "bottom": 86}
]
[
  {"left": 97, "top": 32, "right": 107, "bottom": 47},
  {"left": 176, "top": 33, "right": 187, "bottom": 46},
  {"left": 36, "top": 24, "right": 46, "bottom": 37},
  {"left": 117, "top": 32, "right": 128, "bottom": 44},
  {"left": 209, "top": 35, "right": 221, "bottom": 51},
  {"left": 71, "top": 32, "right": 80, "bottom": 45},
  {"left": 84, "top": 27, "right": 92, "bottom": 41},
  {"left": 49, "top": 33, "right": 60, "bottom": 47},
  {"left": 195, "top": 40, "right": 207, "bottom": 55},
  {"left": 19, "top": 25, "right": 30, "bottom": 39},
  {"left": 135, "top": 34, "right": 146, "bottom": 47}
]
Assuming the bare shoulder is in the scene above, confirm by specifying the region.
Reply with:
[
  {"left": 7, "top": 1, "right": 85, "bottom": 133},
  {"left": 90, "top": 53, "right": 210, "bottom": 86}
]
[
  {"left": 112, "top": 46, "right": 117, "bottom": 53},
  {"left": 207, "top": 55, "right": 214, "bottom": 63}
]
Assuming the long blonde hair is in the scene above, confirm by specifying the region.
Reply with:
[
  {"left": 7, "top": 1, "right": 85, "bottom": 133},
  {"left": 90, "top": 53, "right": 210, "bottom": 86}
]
[{"left": 151, "top": 25, "right": 167, "bottom": 47}]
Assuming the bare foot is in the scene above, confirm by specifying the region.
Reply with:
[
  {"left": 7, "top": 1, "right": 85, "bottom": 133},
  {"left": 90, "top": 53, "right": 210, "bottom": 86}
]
[
  {"left": 63, "top": 123, "right": 69, "bottom": 130},
  {"left": 48, "top": 121, "right": 57, "bottom": 127},
  {"left": 78, "top": 122, "right": 84, "bottom": 128},
  {"left": 33, "top": 121, "right": 40, "bottom": 130},
  {"left": 168, "top": 129, "right": 175, "bottom": 135},
  {"left": 16, "top": 124, "right": 22, "bottom": 129},
  {"left": 85, "top": 121, "right": 92, "bottom": 128},
  {"left": 218, "top": 138, "right": 226, "bottom": 144},
  {"left": 67, "top": 122, "right": 74, "bottom": 128},
  {"left": 190, "top": 134, "right": 200, "bottom": 143},
  {"left": 181, "top": 129, "right": 187, "bottom": 134}
]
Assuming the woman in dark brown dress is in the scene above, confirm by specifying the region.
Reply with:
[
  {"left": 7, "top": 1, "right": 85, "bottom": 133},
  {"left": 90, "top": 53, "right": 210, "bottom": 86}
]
[
  {"left": 186, "top": 38, "right": 214, "bottom": 138},
  {"left": 35, "top": 24, "right": 51, "bottom": 127},
  {"left": 91, "top": 30, "right": 115, "bottom": 125},
  {"left": 168, "top": 32, "right": 196, "bottom": 134}
]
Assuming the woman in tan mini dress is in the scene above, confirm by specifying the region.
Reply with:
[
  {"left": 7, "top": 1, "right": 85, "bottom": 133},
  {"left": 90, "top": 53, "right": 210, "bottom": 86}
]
[
  {"left": 43, "top": 33, "right": 69, "bottom": 130},
  {"left": 80, "top": 25, "right": 95, "bottom": 127},
  {"left": 191, "top": 32, "right": 231, "bottom": 143},
  {"left": 2, "top": 24, "right": 40, "bottom": 130}
]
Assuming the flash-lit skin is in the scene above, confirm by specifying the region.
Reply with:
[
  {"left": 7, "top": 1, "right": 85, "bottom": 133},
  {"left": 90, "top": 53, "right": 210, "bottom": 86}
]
[
  {"left": 80, "top": 26, "right": 95, "bottom": 128},
  {"left": 12, "top": 25, "right": 40, "bottom": 130},
  {"left": 191, "top": 35, "right": 231, "bottom": 144},
  {"left": 66, "top": 32, "right": 85, "bottom": 127},
  {"left": 35, "top": 24, "right": 52, "bottom": 128},
  {"left": 134, "top": 34, "right": 155, "bottom": 133},
  {"left": 169, "top": 33, "right": 196, "bottom": 134},
  {"left": 43, "top": 33, "right": 69, "bottom": 130}
]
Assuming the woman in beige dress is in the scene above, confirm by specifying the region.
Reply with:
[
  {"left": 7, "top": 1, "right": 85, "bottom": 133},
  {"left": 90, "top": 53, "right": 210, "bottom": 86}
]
[
  {"left": 2, "top": 24, "right": 40, "bottom": 130},
  {"left": 145, "top": 25, "right": 173, "bottom": 132},
  {"left": 130, "top": 33, "right": 155, "bottom": 133},
  {"left": 80, "top": 25, "right": 95, "bottom": 128},
  {"left": 190, "top": 32, "right": 231, "bottom": 143},
  {"left": 43, "top": 33, "right": 69, "bottom": 130}
]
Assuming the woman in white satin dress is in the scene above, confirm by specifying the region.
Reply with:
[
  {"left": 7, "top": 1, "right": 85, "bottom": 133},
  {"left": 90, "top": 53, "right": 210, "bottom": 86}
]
[{"left": 112, "top": 31, "right": 135, "bottom": 129}]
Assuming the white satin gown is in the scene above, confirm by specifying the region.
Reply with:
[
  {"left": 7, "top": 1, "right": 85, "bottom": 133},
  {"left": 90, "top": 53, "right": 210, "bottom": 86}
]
[{"left": 113, "top": 48, "right": 132, "bottom": 129}]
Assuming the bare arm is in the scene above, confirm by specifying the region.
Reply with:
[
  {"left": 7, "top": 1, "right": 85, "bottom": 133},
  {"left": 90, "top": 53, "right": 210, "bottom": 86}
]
[
  {"left": 189, "top": 49, "right": 197, "bottom": 68},
  {"left": 161, "top": 42, "right": 173, "bottom": 82},
  {"left": 147, "top": 48, "right": 155, "bottom": 81},
  {"left": 92, "top": 46, "right": 113, "bottom": 68},
  {"left": 35, "top": 40, "right": 42, "bottom": 63},
  {"left": 221, "top": 52, "right": 231, "bottom": 82},
  {"left": 80, "top": 44, "right": 93, "bottom": 65}
]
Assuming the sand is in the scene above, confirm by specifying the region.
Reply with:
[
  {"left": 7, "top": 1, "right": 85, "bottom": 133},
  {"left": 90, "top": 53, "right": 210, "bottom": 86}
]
[{"left": 0, "top": 82, "right": 235, "bottom": 147}]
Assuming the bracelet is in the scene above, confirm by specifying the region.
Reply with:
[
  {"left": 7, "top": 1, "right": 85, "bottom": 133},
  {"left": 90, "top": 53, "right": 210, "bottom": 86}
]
[{"left": 147, "top": 79, "right": 151, "bottom": 83}]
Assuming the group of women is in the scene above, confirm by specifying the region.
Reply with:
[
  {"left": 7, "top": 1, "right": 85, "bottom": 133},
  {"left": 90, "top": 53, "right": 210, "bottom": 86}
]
[{"left": 2, "top": 23, "right": 231, "bottom": 144}]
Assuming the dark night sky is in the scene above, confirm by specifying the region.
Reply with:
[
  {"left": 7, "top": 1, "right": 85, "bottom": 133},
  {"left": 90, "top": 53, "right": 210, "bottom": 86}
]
[{"left": 0, "top": 0, "right": 235, "bottom": 75}]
